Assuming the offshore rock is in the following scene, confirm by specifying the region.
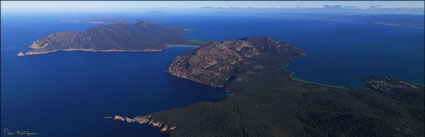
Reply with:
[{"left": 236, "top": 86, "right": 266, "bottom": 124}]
[
  {"left": 113, "top": 115, "right": 125, "bottom": 121},
  {"left": 17, "top": 51, "right": 25, "bottom": 56},
  {"left": 108, "top": 114, "right": 176, "bottom": 132}
]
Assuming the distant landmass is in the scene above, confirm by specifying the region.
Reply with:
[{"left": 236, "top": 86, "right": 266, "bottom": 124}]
[
  {"left": 267, "top": 13, "right": 425, "bottom": 28},
  {"left": 195, "top": 7, "right": 425, "bottom": 28},
  {"left": 325, "top": 14, "right": 424, "bottom": 28},
  {"left": 22, "top": 21, "right": 204, "bottom": 56},
  {"left": 58, "top": 17, "right": 130, "bottom": 24},
  {"left": 114, "top": 37, "right": 424, "bottom": 137}
]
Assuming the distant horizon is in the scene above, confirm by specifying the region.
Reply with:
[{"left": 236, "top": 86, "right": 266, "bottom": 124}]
[{"left": 1, "top": 1, "right": 424, "bottom": 13}]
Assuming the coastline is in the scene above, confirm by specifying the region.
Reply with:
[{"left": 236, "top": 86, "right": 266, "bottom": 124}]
[
  {"left": 21, "top": 44, "right": 200, "bottom": 56},
  {"left": 291, "top": 76, "right": 348, "bottom": 89},
  {"left": 22, "top": 48, "right": 165, "bottom": 56},
  {"left": 287, "top": 70, "right": 424, "bottom": 89},
  {"left": 413, "top": 82, "right": 425, "bottom": 86},
  {"left": 164, "top": 44, "right": 199, "bottom": 48}
]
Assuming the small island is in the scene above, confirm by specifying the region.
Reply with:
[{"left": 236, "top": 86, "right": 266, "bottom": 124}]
[
  {"left": 117, "top": 37, "right": 424, "bottom": 137},
  {"left": 24, "top": 21, "right": 204, "bottom": 55},
  {"left": 17, "top": 51, "right": 25, "bottom": 56}
]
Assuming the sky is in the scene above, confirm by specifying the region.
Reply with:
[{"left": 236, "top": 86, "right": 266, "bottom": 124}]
[{"left": 2, "top": 1, "right": 424, "bottom": 13}]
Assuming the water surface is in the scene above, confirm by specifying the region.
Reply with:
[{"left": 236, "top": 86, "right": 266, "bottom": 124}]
[
  {"left": 1, "top": 14, "right": 226, "bottom": 137},
  {"left": 162, "top": 15, "right": 424, "bottom": 87},
  {"left": 1, "top": 12, "right": 424, "bottom": 137}
]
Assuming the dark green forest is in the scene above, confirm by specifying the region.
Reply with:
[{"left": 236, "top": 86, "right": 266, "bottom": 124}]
[{"left": 152, "top": 37, "right": 424, "bottom": 137}]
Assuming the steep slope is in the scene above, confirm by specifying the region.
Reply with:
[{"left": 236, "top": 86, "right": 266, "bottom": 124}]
[{"left": 167, "top": 37, "right": 304, "bottom": 88}]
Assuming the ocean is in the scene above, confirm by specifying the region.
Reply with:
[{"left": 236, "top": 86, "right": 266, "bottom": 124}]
[
  {"left": 1, "top": 13, "right": 227, "bottom": 137},
  {"left": 163, "top": 14, "right": 424, "bottom": 88},
  {"left": 1, "top": 12, "right": 424, "bottom": 137}
]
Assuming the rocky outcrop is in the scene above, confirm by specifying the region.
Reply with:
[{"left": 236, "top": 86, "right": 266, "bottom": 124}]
[
  {"left": 25, "top": 21, "right": 203, "bottom": 55},
  {"left": 108, "top": 114, "right": 176, "bottom": 132},
  {"left": 160, "top": 124, "right": 169, "bottom": 132},
  {"left": 17, "top": 51, "right": 25, "bottom": 56},
  {"left": 167, "top": 37, "right": 304, "bottom": 87},
  {"left": 113, "top": 115, "right": 125, "bottom": 121}
]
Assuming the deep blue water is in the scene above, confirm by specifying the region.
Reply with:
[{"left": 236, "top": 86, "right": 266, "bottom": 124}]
[
  {"left": 2, "top": 12, "right": 424, "bottom": 137},
  {"left": 1, "top": 14, "right": 227, "bottom": 137},
  {"left": 158, "top": 14, "right": 424, "bottom": 87}
]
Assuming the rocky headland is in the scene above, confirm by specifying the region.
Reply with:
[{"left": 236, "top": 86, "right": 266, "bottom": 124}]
[
  {"left": 108, "top": 114, "right": 177, "bottom": 132},
  {"left": 137, "top": 37, "right": 424, "bottom": 137},
  {"left": 167, "top": 37, "right": 305, "bottom": 88},
  {"left": 23, "top": 21, "right": 204, "bottom": 56}
]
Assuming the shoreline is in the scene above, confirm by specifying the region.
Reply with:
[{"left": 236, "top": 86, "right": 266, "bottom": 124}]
[
  {"left": 20, "top": 45, "right": 200, "bottom": 56},
  {"left": 291, "top": 76, "right": 348, "bottom": 89},
  {"left": 285, "top": 68, "right": 348, "bottom": 89},
  {"left": 289, "top": 71, "right": 424, "bottom": 89},
  {"left": 413, "top": 82, "right": 425, "bottom": 86},
  {"left": 164, "top": 44, "right": 199, "bottom": 48},
  {"left": 22, "top": 48, "right": 165, "bottom": 56}
]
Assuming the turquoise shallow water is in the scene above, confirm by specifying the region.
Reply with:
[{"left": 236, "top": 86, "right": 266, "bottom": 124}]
[{"left": 1, "top": 12, "right": 424, "bottom": 137}]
